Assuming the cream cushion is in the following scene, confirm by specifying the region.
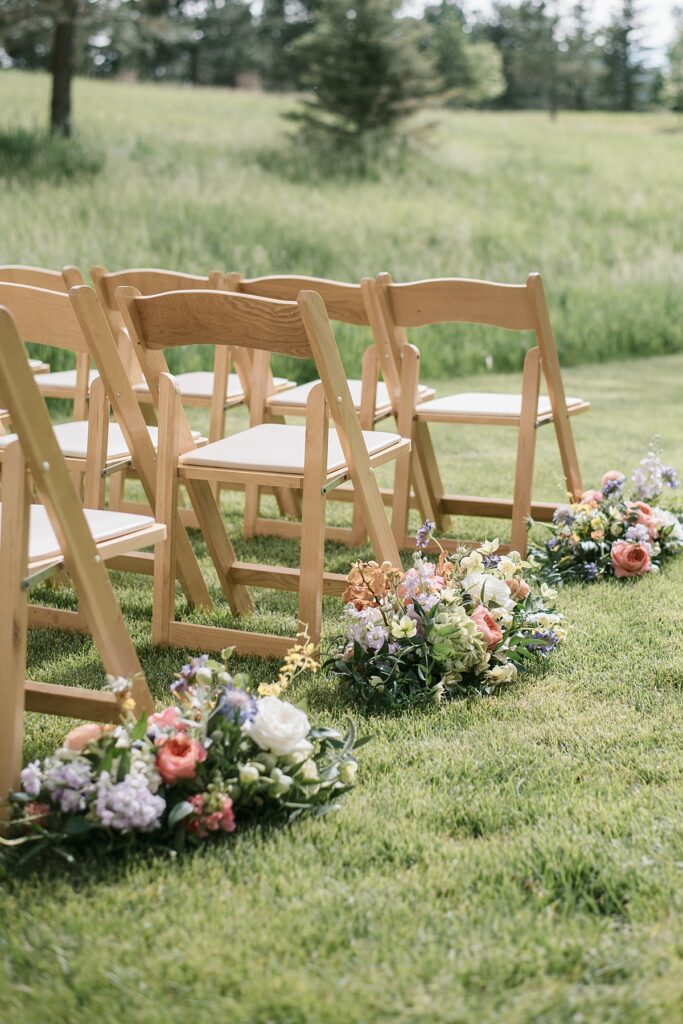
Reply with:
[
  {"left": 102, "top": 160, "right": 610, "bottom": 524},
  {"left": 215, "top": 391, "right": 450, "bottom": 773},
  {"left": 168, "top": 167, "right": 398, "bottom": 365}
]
[
  {"left": 416, "top": 392, "right": 585, "bottom": 419},
  {"left": 180, "top": 423, "right": 401, "bottom": 475},
  {"left": 0, "top": 504, "right": 156, "bottom": 564},
  {"left": 133, "top": 372, "right": 294, "bottom": 401},
  {"left": 35, "top": 369, "right": 99, "bottom": 392},
  {"left": 0, "top": 421, "right": 203, "bottom": 461},
  {"left": 266, "top": 378, "right": 433, "bottom": 412}
]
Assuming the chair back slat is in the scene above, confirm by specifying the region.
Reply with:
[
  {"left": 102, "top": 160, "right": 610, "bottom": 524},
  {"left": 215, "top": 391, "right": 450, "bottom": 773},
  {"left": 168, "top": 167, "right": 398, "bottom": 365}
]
[
  {"left": 385, "top": 278, "right": 535, "bottom": 331},
  {"left": 0, "top": 265, "right": 68, "bottom": 292},
  {"left": 125, "top": 289, "right": 313, "bottom": 359},
  {"left": 0, "top": 283, "right": 90, "bottom": 353},
  {"left": 237, "top": 275, "right": 370, "bottom": 326},
  {"left": 92, "top": 267, "right": 217, "bottom": 319}
]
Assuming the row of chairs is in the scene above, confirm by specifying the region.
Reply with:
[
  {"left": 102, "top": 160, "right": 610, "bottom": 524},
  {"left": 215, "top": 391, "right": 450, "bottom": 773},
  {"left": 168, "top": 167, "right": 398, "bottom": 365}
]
[{"left": 0, "top": 263, "right": 589, "bottom": 801}]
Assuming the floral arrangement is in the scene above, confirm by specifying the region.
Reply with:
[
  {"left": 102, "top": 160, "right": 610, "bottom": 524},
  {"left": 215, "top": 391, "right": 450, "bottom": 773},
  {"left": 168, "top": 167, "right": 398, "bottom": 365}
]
[
  {"left": 329, "top": 523, "right": 565, "bottom": 710},
  {"left": 1, "top": 642, "right": 362, "bottom": 865},
  {"left": 530, "top": 439, "right": 683, "bottom": 585}
]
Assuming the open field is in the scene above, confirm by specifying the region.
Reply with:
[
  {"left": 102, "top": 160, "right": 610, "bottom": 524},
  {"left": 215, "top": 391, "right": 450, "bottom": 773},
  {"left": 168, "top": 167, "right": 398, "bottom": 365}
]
[
  {"left": 1, "top": 70, "right": 683, "bottom": 382},
  {"left": 1, "top": 352, "right": 683, "bottom": 1023}
]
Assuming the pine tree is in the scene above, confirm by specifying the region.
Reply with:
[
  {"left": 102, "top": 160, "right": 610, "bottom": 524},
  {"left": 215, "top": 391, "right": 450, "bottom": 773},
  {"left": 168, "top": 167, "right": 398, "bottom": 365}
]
[
  {"left": 663, "top": 8, "right": 683, "bottom": 112},
  {"left": 601, "top": 0, "right": 646, "bottom": 111}
]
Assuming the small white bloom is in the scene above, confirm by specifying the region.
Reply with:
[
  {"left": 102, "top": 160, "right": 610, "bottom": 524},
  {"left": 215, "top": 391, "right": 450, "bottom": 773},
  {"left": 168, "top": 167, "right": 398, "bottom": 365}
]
[
  {"left": 462, "top": 573, "right": 512, "bottom": 609},
  {"left": 340, "top": 761, "right": 358, "bottom": 785},
  {"left": 460, "top": 550, "right": 484, "bottom": 573},
  {"left": 486, "top": 663, "right": 517, "bottom": 685},
  {"left": 496, "top": 556, "right": 518, "bottom": 578},
  {"left": 194, "top": 666, "right": 213, "bottom": 683},
  {"left": 270, "top": 767, "right": 293, "bottom": 795},
  {"left": 540, "top": 582, "right": 558, "bottom": 601},
  {"left": 478, "top": 539, "right": 500, "bottom": 555},
  {"left": 243, "top": 696, "right": 313, "bottom": 758},
  {"left": 391, "top": 615, "right": 417, "bottom": 639},
  {"left": 299, "top": 759, "right": 319, "bottom": 782},
  {"left": 239, "top": 764, "right": 260, "bottom": 784}
]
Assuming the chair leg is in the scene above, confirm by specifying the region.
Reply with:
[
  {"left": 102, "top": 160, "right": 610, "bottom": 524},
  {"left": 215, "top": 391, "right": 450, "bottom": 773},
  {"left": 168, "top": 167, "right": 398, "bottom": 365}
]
[
  {"left": 391, "top": 345, "right": 420, "bottom": 549},
  {"left": 297, "top": 387, "right": 329, "bottom": 648},
  {"left": 510, "top": 347, "right": 542, "bottom": 556},
  {"left": 0, "top": 444, "right": 30, "bottom": 810},
  {"left": 153, "top": 375, "right": 181, "bottom": 646},
  {"left": 414, "top": 421, "right": 450, "bottom": 532},
  {"left": 351, "top": 345, "right": 380, "bottom": 546}
]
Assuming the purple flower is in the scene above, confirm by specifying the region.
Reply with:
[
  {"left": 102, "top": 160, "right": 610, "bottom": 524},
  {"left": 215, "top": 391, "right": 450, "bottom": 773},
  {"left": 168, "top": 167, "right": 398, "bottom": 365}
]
[
  {"left": 553, "top": 505, "right": 575, "bottom": 526},
  {"left": 482, "top": 554, "right": 501, "bottom": 569},
  {"left": 625, "top": 524, "right": 651, "bottom": 545},
  {"left": 95, "top": 771, "right": 165, "bottom": 832},
  {"left": 530, "top": 630, "right": 560, "bottom": 656},
  {"left": 415, "top": 520, "right": 435, "bottom": 550},
  {"left": 171, "top": 654, "right": 209, "bottom": 693},
  {"left": 217, "top": 685, "right": 258, "bottom": 724},
  {"left": 45, "top": 758, "right": 95, "bottom": 813},
  {"left": 583, "top": 562, "right": 599, "bottom": 582},
  {"left": 601, "top": 477, "right": 625, "bottom": 498},
  {"left": 547, "top": 538, "right": 560, "bottom": 551},
  {"left": 662, "top": 466, "right": 679, "bottom": 489},
  {"left": 20, "top": 761, "right": 42, "bottom": 797}
]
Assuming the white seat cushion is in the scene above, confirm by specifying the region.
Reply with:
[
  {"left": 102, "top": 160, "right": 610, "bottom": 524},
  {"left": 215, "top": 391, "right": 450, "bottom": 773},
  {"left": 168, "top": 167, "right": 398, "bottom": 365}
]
[
  {"left": 133, "top": 372, "right": 294, "bottom": 401},
  {"left": 416, "top": 392, "right": 585, "bottom": 419},
  {"left": 0, "top": 504, "right": 155, "bottom": 564},
  {"left": 180, "top": 423, "right": 401, "bottom": 475},
  {"left": 0, "top": 421, "right": 203, "bottom": 461},
  {"left": 28, "top": 358, "right": 49, "bottom": 373},
  {"left": 35, "top": 369, "right": 99, "bottom": 392},
  {"left": 266, "top": 378, "right": 432, "bottom": 412}
]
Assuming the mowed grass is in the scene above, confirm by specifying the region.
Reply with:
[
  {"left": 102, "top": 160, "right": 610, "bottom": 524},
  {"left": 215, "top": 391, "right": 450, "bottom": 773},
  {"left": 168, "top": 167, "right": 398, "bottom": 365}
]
[
  {"left": 1, "top": 354, "right": 683, "bottom": 1023},
  {"left": 1, "top": 70, "right": 683, "bottom": 381}
]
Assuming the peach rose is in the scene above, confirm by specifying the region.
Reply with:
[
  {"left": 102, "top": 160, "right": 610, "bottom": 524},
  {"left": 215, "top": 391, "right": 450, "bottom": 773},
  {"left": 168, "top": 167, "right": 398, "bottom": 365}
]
[
  {"left": 628, "top": 501, "right": 659, "bottom": 539},
  {"left": 64, "top": 722, "right": 113, "bottom": 751},
  {"left": 148, "top": 706, "right": 185, "bottom": 733},
  {"left": 156, "top": 734, "right": 207, "bottom": 784},
  {"left": 611, "top": 541, "right": 651, "bottom": 578},
  {"left": 600, "top": 470, "right": 625, "bottom": 489},
  {"left": 581, "top": 489, "right": 604, "bottom": 504},
  {"left": 470, "top": 605, "right": 503, "bottom": 649},
  {"left": 507, "top": 578, "right": 530, "bottom": 602}
]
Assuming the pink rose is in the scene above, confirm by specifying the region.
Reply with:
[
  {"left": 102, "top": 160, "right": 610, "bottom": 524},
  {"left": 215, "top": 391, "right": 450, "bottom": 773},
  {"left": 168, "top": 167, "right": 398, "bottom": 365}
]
[
  {"left": 148, "top": 706, "right": 186, "bottom": 733},
  {"left": 627, "top": 501, "right": 658, "bottom": 539},
  {"left": 470, "top": 605, "right": 503, "bottom": 649},
  {"left": 600, "top": 470, "right": 625, "bottom": 489},
  {"left": 156, "top": 734, "right": 207, "bottom": 784},
  {"left": 64, "top": 722, "right": 112, "bottom": 751},
  {"left": 581, "top": 489, "right": 604, "bottom": 504},
  {"left": 611, "top": 541, "right": 651, "bottom": 578}
]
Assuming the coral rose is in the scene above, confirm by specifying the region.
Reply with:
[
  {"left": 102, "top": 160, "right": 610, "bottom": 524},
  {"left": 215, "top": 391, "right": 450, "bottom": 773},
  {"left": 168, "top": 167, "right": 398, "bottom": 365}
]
[
  {"left": 470, "top": 605, "right": 503, "bottom": 648},
  {"left": 156, "top": 734, "right": 207, "bottom": 784},
  {"left": 148, "top": 706, "right": 185, "bottom": 732},
  {"left": 64, "top": 722, "right": 113, "bottom": 751},
  {"left": 507, "top": 578, "right": 530, "bottom": 602},
  {"left": 611, "top": 541, "right": 651, "bottom": 578},
  {"left": 628, "top": 501, "right": 659, "bottom": 539}
]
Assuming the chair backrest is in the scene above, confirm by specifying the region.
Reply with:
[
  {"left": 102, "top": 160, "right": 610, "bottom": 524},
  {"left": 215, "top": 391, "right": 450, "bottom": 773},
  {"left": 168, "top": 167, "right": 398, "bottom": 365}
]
[
  {"left": 117, "top": 286, "right": 383, "bottom": 484},
  {"left": 368, "top": 271, "right": 569, "bottom": 408},
  {"left": 0, "top": 305, "right": 152, "bottom": 713},
  {"left": 232, "top": 273, "right": 401, "bottom": 403},
  {"left": 0, "top": 264, "right": 82, "bottom": 292}
]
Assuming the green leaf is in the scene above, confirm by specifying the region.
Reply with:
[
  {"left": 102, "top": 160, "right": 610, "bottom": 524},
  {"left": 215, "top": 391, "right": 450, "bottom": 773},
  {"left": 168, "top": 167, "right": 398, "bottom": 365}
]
[{"left": 168, "top": 801, "right": 194, "bottom": 828}]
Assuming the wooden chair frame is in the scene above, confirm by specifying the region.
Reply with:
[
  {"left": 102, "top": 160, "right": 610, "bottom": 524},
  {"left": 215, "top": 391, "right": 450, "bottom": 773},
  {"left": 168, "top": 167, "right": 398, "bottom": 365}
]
[
  {"left": 230, "top": 274, "right": 437, "bottom": 545},
  {"left": 0, "top": 265, "right": 91, "bottom": 418},
  {"left": 118, "top": 285, "right": 407, "bottom": 654},
  {"left": 365, "top": 272, "right": 588, "bottom": 555},
  {"left": 0, "top": 307, "right": 163, "bottom": 805}
]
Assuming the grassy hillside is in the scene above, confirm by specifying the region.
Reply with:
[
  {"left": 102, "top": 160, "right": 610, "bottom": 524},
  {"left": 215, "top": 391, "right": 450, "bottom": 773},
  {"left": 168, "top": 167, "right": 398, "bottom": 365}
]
[{"left": 1, "top": 70, "right": 683, "bottom": 382}]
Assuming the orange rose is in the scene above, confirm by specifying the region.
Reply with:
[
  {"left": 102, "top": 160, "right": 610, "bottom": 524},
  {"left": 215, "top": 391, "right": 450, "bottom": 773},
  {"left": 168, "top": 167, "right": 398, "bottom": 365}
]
[
  {"left": 611, "top": 541, "right": 651, "bottom": 578},
  {"left": 506, "top": 578, "right": 530, "bottom": 602},
  {"left": 156, "top": 734, "right": 207, "bottom": 784},
  {"left": 470, "top": 605, "right": 503, "bottom": 649}
]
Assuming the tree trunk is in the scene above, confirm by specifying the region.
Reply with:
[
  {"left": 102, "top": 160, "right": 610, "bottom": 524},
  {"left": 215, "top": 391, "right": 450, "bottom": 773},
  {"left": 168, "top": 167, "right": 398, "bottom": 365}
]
[{"left": 50, "top": 3, "right": 77, "bottom": 137}]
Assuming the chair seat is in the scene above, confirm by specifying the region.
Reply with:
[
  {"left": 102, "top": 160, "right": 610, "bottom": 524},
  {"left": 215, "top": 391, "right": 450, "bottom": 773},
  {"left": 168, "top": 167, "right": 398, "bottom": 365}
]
[
  {"left": 133, "top": 371, "right": 295, "bottom": 402},
  {"left": 0, "top": 504, "right": 156, "bottom": 565},
  {"left": 0, "top": 421, "right": 204, "bottom": 462},
  {"left": 28, "top": 358, "right": 49, "bottom": 374},
  {"left": 35, "top": 368, "right": 99, "bottom": 394},
  {"left": 415, "top": 392, "right": 587, "bottom": 422},
  {"left": 180, "top": 423, "right": 402, "bottom": 476},
  {"left": 266, "top": 378, "right": 434, "bottom": 414}
]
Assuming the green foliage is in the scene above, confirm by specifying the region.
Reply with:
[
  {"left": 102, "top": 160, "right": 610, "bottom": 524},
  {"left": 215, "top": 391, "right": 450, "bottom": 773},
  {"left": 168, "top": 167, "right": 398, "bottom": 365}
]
[
  {"left": 663, "top": 11, "right": 683, "bottom": 112},
  {"left": 288, "top": 0, "right": 436, "bottom": 148},
  {"left": 1, "top": 352, "right": 683, "bottom": 1020},
  {"left": 0, "top": 126, "right": 104, "bottom": 181},
  {"left": 425, "top": 1, "right": 505, "bottom": 106}
]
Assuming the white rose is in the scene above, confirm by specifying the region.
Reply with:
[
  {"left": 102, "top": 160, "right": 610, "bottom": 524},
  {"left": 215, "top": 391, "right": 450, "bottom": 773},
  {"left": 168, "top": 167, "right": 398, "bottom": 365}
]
[
  {"left": 652, "top": 508, "right": 683, "bottom": 543},
  {"left": 243, "top": 696, "right": 313, "bottom": 758},
  {"left": 462, "top": 572, "right": 512, "bottom": 609}
]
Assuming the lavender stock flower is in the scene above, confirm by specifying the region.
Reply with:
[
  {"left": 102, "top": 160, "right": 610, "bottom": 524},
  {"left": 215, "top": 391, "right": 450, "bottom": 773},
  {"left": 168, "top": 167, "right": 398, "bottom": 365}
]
[
  {"left": 171, "top": 654, "right": 210, "bottom": 693},
  {"left": 531, "top": 630, "right": 560, "bottom": 656},
  {"left": 583, "top": 562, "right": 599, "bottom": 582},
  {"left": 217, "top": 685, "right": 258, "bottom": 724},
  {"left": 416, "top": 520, "right": 435, "bottom": 550},
  {"left": 95, "top": 771, "right": 165, "bottom": 832},
  {"left": 20, "top": 761, "right": 42, "bottom": 797}
]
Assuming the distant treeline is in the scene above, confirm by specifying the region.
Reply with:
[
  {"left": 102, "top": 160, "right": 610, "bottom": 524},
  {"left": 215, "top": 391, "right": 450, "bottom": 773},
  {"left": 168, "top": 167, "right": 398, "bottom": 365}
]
[{"left": 2, "top": 2, "right": 683, "bottom": 138}]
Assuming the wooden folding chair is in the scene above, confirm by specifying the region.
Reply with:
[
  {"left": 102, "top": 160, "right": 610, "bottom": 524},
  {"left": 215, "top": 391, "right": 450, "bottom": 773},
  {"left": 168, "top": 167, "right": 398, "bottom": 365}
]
[
  {"left": 0, "top": 265, "right": 95, "bottom": 417},
  {"left": 117, "top": 285, "right": 408, "bottom": 653},
  {"left": 365, "top": 272, "right": 589, "bottom": 555},
  {"left": 229, "top": 274, "right": 437, "bottom": 544},
  {"left": 0, "top": 306, "right": 166, "bottom": 805}
]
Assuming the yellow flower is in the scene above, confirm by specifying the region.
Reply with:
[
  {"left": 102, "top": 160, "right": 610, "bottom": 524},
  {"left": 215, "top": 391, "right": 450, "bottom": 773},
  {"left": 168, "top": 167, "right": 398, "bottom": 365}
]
[{"left": 258, "top": 681, "right": 282, "bottom": 698}]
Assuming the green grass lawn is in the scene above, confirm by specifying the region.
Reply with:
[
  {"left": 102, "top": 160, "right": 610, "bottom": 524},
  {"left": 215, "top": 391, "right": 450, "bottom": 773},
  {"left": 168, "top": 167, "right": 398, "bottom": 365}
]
[
  {"left": 1, "top": 70, "right": 683, "bottom": 382},
  {"left": 2, "top": 353, "right": 683, "bottom": 1023}
]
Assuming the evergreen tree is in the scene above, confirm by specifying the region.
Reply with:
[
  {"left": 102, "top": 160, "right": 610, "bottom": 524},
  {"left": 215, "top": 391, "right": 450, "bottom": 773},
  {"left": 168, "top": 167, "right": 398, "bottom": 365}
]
[
  {"left": 663, "top": 7, "right": 683, "bottom": 112},
  {"left": 601, "top": 0, "right": 646, "bottom": 111},
  {"left": 289, "top": 0, "right": 435, "bottom": 146},
  {"left": 424, "top": 1, "right": 504, "bottom": 106},
  {"left": 488, "top": 1, "right": 560, "bottom": 113},
  {"left": 559, "top": 2, "right": 602, "bottom": 110}
]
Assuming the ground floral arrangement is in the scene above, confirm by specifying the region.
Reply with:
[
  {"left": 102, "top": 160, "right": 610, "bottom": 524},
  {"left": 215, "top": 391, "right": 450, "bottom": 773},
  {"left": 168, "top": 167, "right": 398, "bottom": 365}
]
[
  {"left": 330, "top": 523, "right": 565, "bottom": 710},
  {"left": 1, "top": 640, "right": 363, "bottom": 865},
  {"left": 530, "top": 439, "right": 683, "bottom": 585}
]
